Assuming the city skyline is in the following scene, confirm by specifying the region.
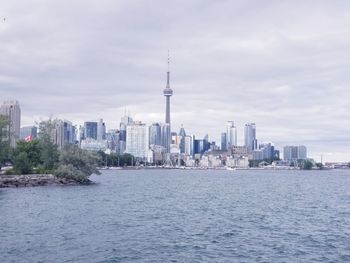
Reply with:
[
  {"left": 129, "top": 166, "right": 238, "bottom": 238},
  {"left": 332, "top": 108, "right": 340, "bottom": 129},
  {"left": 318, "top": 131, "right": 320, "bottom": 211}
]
[{"left": 1, "top": 1, "right": 350, "bottom": 162}]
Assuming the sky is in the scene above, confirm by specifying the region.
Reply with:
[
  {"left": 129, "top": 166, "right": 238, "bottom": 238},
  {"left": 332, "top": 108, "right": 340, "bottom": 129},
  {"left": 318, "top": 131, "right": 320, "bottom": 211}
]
[{"left": 1, "top": 0, "right": 350, "bottom": 162}]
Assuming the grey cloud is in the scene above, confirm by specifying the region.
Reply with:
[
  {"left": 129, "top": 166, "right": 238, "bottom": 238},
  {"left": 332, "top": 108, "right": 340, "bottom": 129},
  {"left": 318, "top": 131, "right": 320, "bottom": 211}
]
[{"left": 1, "top": 0, "right": 350, "bottom": 161}]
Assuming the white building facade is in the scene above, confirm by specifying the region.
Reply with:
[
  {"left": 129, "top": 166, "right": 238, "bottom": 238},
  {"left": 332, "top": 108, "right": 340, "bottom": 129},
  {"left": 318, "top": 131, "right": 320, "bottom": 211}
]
[{"left": 126, "top": 122, "right": 149, "bottom": 159}]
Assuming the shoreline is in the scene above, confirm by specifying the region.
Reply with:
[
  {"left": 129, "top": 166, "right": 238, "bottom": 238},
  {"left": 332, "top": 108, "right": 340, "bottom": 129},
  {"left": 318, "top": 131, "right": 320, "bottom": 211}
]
[{"left": 0, "top": 174, "right": 89, "bottom": 188}]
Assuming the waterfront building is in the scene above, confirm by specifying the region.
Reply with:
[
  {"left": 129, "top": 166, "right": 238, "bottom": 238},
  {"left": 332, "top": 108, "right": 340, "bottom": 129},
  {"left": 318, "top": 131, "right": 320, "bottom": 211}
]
[
  {"left": 226, "top": 121, "right": 237, "bottom": 149},
  {"left": 0, "top": 100, "right": 21, "bottom": 147},
  {"left": 171, "top": 132, "right": 178, "bottom": 145},
  {"left": 178, "top": 125, "right": 186, "bottom": 154},
  {"left": 244, "top": 123, "right": 257, "bottom": 151},
  {"left": 97, "top": 119, "right": 106, "bottom": 140},
  {"left": 53, "top": 120, "right": 75, "bottom": 149},
  {"left": 119, "top": 114, "right": 133, "bottom": 154},
  {"left": 184, "top": 135, "right": 193, "bottom": 156},
  {"left": 283, "top": 145, "right": 307, "bottom": 160},
  {"left": 221, "top": 132, "right": 227, "bottom": 151},
  {"left": 20, "top": 126, "right": 37, "bottom": 140},
  {"left": 106, "top": 129, "right": 120, "bottom": 153},
  {"left": 126, "top": 121, "right": 149, "bottom": 160},
  {"left": 149, "top": 123, "right": 162, "bottom": 147},
  {"left": 84, "top": 121, "right": 98, "bottom": 140},
  {"left": 78, "top": 125, "right": 85, "bottom": 143},
  {"left": 163, "top": 54, "right": 173, "bottom": 153},
  {"left": 161, "top": 123, "right": 171, "bottom": 153}
]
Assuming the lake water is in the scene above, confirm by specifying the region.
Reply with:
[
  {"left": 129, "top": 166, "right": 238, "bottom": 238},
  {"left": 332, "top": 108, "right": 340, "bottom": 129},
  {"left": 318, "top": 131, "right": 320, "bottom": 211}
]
[{"left": 1, "top": 169, "right": 350, "bottom": 262}]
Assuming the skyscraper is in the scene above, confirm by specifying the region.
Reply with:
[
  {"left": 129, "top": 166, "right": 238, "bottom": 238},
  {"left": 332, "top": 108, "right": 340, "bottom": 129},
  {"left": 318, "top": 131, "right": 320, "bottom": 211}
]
[
  {"left": 163, "top": 54, "right": 173, "bottom": 153},
  {"left": 97, "top": 118, "right": 106, "bottom": 141},
  {"left": 225, "top": 121, "right": 237, "bottom": 149},
  {"left": 178, "top": 125, "right": 186, "bottom": 153},
  {"left": 149, "top": 123, "right": 162, "bottom": 146},
  {"left": 84, "top": 121, "right": 98, "bottom": 140},
  {"left": 244, "top": 123, "right": 257, "bottom": 151},
  {"left": 0, "top": 100, "right": 21, "bottom": 147},
  {"left": 119, "top": 114, "right": 133, "bottom": 154},
  {"left": 221, "top": 132, "right": 227, "bottom": 151},
  {"left": 126, "top": 121, "right": 149, "bottom": 160},
  {"left": 283, "top": 145, "right": 307, "bottom": 160}
]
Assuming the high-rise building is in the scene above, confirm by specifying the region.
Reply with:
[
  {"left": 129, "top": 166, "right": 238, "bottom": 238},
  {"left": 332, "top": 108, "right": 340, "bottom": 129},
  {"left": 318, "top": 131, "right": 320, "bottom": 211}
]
[
  {"left": 84, "top": 121, "right": 98, "bottom": 140},
  {"left": 226, "top": 121, "right": 237, "bottom": 149},
  {"left": 244, "top": 123, "right": 257, "bottom": 151},
  {"left": 149, "top": 123, "right": 162, "bottom": 147},
  {"left": 184, "top": 135, "right": 193, "bottom": 156},
  {"left": 283, "top": 145, "right": 307, "bottom": 160},
  {"left": 221, "top": 132, "right": 227, "bottom": 151},
  {"left": 53, "top": 120, "right": 74, "bottom": 149},
  {"left": 126, "top": 121, "right": 149, "bottom": 159},
  {"left": 106, "top": 129, "right": 120, "bottom": 152},
  {"left": 161, "top": 123, "right": 171, "bottom": 153},
  {"left": 97, "top": 118, "right": 106, "bottom": 141},
  {"left": 20, "top": 126, "right": 37, "bottom": 140},
  {"left": 178, "top": 125, "right": 186, "bottom": 154},
  {"left": 119, "top": 114, "right": 133, "bottom": 154},
  {"left": 0, "top": 100, "right": 21, "bottom": 147},
  {"left": 163, "top": 54, "right": 173, "bottom": 153}
]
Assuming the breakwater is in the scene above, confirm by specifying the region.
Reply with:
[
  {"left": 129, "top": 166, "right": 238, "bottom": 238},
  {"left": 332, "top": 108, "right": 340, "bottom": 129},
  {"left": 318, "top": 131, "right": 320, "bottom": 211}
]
[{"left": 0, "top": 174, "right": 80, "bottom": 188}]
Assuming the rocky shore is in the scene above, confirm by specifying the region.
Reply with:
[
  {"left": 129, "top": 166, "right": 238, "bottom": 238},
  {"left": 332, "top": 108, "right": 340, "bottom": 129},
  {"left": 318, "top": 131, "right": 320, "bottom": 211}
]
[{"left": 0, "top": 174, "right": 84, "bottom": 188}]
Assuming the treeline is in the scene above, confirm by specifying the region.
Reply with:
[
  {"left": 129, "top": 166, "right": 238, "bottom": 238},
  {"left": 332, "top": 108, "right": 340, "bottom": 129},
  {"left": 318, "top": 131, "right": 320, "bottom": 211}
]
[
  {"left": 96, "top": 151, "right": 137, "bottom": 167},
  {"left": 0, "top": 119, "right": 101, "bottom": 183}
]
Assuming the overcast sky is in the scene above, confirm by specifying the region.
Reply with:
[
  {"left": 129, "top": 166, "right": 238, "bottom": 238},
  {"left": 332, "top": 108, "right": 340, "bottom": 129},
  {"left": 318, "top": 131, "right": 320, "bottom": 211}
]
[{"left": 1, "top": 0, "right": 350, "bottom": 162}]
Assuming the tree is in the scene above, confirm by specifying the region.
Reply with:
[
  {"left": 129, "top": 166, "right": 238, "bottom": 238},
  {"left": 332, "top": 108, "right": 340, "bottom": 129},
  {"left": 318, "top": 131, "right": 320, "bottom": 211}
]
[
  {"left": 302, "top": 160, "right": 313, "bottom": 170},
  {"left": 54, "top": 144, "right": 101, "bottom": 183},
  {"left": 38, "top": 119, "right": 59, "bottom": 171},
  {"left": 14, "top": 152, "right": 32, "bottom": 174},
  {"left": 14, "top": 140, "right": 41, "bottom": 168}
]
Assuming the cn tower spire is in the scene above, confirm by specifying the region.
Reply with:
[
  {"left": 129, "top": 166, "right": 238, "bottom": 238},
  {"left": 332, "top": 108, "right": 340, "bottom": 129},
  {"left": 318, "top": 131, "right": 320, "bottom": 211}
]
[{"left": 166, "top": 50, "right": 170, "bottom": 88}]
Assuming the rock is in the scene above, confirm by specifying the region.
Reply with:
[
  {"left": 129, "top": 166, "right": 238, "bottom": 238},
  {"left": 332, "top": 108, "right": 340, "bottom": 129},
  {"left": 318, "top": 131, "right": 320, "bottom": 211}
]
[{"left": 0, "top": 174, "right": 83, "bottom": 188}]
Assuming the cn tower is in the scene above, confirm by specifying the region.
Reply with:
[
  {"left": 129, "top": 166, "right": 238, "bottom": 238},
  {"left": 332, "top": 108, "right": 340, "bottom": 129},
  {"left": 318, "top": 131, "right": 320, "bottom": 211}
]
[
  {"left": 163, "top": 53, "right": 173, "bottom": 124},
  {"left": 163, "top": 52, "right": 173, "bottom": 153}
]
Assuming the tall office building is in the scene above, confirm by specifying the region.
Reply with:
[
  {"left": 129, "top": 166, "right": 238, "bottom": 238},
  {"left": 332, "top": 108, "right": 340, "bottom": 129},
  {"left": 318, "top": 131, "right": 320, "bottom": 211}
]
[
  {"left": 0, "top": 100, "right": 21, "bottom": 147},
  {"left": 149, "top": 123, "right": 162, "bottom": 146},
  {"left": 184, "top": 135, "right": 193, "bottom": 156},
  {"left": 106, "top": 129, "right": 120, "bottom": 153},
  {"left": 97, "top": 118, "right": 106, "bottom": 140},
  {"left": 84, "top": 121, "right": 98, "bottom": 140},
  {"left": 226, "top": 121, "right": 237, "bottom": 149},
  {"left": 244, "top": 123, "right": 257, "bottom": 151},
  {"left": 283, "top": 145, "right": 307, "bottom": 160},
  {"left": 178, "top": 125, "right": 186, "bottom": 153},
  {"left": 119, "top": 114, "right": 133, "bottom": 154},
  {"left": 163, "top": 54, "right": 173, "bottom": 153},
  {"left": 126, "top": 121, "right": 149, "bottom": 159},
  {"left": 161, "top": 123, "right": 171, "bottom": 153},
  {"left": 53, "top": 120, "right": 74, "bottom": 149},
  {"left": 221, "top": 132, "right": 227, "bottom": 151}
]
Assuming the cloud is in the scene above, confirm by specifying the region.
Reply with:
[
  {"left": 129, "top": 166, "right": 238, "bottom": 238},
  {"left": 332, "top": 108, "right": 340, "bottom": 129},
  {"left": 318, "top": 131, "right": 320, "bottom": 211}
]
[{"left": 1, "top": 0, "right": 350, "bottom": 161}]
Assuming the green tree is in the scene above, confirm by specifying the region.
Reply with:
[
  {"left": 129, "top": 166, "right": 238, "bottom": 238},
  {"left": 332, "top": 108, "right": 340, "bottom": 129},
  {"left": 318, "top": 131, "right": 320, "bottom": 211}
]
[
  {"left": 54, "top": 144, "right": 101, "bottom": 183},
  {"left": 38, "top": 119, "right": 59, "bottom": 171},
  {"left": 14, "top": 152, "right": 32, "bottom": 174},
  {"left": 301, "top": 160, "right": 313, "bottom": 170},
  {"left": 14, "top": 140, "right": 41, "bottom": 168}
]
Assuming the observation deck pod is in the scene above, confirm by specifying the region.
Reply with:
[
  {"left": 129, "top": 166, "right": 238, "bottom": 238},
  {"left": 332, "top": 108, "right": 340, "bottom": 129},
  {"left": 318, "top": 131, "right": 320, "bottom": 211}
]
[{"left": 163, "top": 88, "right": 173, "bottom": 96}]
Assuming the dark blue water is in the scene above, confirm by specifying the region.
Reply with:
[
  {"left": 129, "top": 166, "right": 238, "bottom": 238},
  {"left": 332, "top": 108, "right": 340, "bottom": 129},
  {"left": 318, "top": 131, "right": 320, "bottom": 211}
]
[{"left": 1, "top": 169, "right": 350, "bottom": 262}]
